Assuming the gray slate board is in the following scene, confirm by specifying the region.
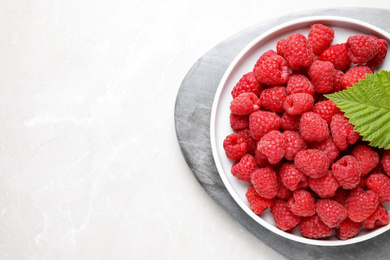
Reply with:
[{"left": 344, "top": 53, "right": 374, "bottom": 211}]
[{"left": 174, "top": 7, "right": 390, "bottom": 260}]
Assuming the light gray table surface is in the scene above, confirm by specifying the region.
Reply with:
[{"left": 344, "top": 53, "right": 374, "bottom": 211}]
[{"left": 175, "top": 7, "right": 390, "bottom": 260}]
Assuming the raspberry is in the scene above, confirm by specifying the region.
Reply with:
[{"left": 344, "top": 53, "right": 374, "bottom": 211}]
[
  {"left": 286, "top": 74, "right": 315, "bottom": 96},
  {"left": 259, "top": 86, "right": 287, "bottom": 113},
  {"left": 246, "top": 185, "right": 274, "bottom": 215},
  {"left": 308, "top": 60, "right": 335, "bottom": 93},
  {"left": 308, "top": 24, "right": 335, "bottom": 55},
  {"left": 231, "top": 153, "right": 257, "bottom": 183},
  {"left": 238, "top": 128, "right": 256, "bottom": 155},
  {"left": 249, "top": 111, "right": 281, "bottom": 140},
  {"left": 316, "top": 199, "right": 347, "bottom": 228},
  {"left": 283, "top": 131, "right": 308, "bottom": 161},
  {"left": 287, "top": 189, "right": 316, "bottom": 217},
  {"left": 310, "top": 136, "right": 340, "bottom": 163},
  {"left": 223, "top": 133, "right": 247, "bottom": 160},
  {"left": 231, "top": 71, "right": 262, "bottom": 99},
  {"left": 294, "top": 149, "right": 330, "bottom": 179},
  {"left": 251, "top": 166, "right": 278, "bottom": 199},
  {"left": 283, "top": 93, "right": 314, "bottom": 115},
  {"left": 318, "top": 43, "right": 351, "bottom": 71},
  {"left": 299, "top": 112, "right": 329, "bottom": 143},
  {"left": 347, "top": 34, "right": 378, "bottom": 64},
  {"left": 345, "top": 186, "right": 379, "bottom": 222},
  {"left": 336, "top": 218, "right": 362, "bottom": 240},
  {"left": 230, "top": 113, "right": 249, "bottom": 131},
  {"left": 351, "top": 144, "right": 379, "bottom": 176},
  {"left": 299, "top": 214, "right": 333, "bottom": 239},
  {"left": 363, "top": 203, "right": 390, "bottom": 229},
  {"left": 381, "top": 150, "right": 390, "bottom": 176},
  {"left": 253, "top": 50, "right": 290, "bottom": 85},
  {"left": 271, "top": 199, "right": 302, "bottom": 231},
  {"left": 279, "top": 162, "right": 308, "bottom": 191},
  {"left": 284, "top": 33, "right": 313, "bottom": 70},
  {"left": 332, "top": 69, "right": 345, "bottom": 93},
  {"left": 366, "top": 173, "right": 390, "bottom": 203},
  {"left": 366, "top": 38, "right": 388, "bottom": 68},
  {"left": 330, "top": 113, "right": 359, "bottom": 150},
  {"left": 332, "top": 155, "right": 361, "bottom": 190},
  {"left": 230, "top": 92, "right": 260, "bottom": 115},
  {"left": 308, "top": 171, "right": 339, "bottom": 198},
  {"left": 312, "top": 99, "right": 341, "bottom": 125},
  {"left": 280, "top": 112, "right": 300, "bottom": 131},
  {"left": 341, "top": 65, "right": 373, "bottom": 88},
  {"left": 276, "top": 38, "right": 287, "bottom": 57},
  {"left": 256, "top": 130, "right": 285, "bottom": 164},
  {"left": 333, "top": 188, "right": 350, "bottom": 206},
  {"left": 276, "top": 177, "right": 293, "bottom": 200},
  {"left": 254, "top": 152, "right": 271, "bottom": 168}
]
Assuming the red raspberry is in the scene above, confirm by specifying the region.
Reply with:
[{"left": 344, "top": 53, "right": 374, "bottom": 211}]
[
  {"left": 251, "top": 166, "right": 278, "bottom": 199},
  {"left": 229, "top": 113, "right": 249, "bottom": 131},
  {"left": 345, "top": 186, "right": 379, "bottom": 222},
  {"left": 276, "top": 177, "right": 293, "bottom": 200},
  {"left": 246, "top": 185, "right": 274, "bottom": 215},
  {"left": 336, "top": 218, "right": 362, "bottom": 240},
  {"left": 341, "top": 65, "right": 373, "bottom": 88},
  {"left": 308, "top": 24, "right": 335, "bottom": 55},
  {"left": 332, "top": 69, "right": 345, "bottom": 93},
  {"left": 299, "top": 112, "right": 329, "bottom": 143},
  {"left": 330, "top": 113, "right": 359, "bottom": 150},
  {"left": 238, "top": 128, "right": 257, "bottom": 155},
  {"left": 381, "top": 150, "right": 390, "bottom": 176},
  {"left": 253, "top": 50, "right": 290, "bottom": 85},
  {"left": 294, "top": 149, "right": 330, "bottom": 179},
  {"left": 308, "top": 171, "right": 339, "bottom": 198},
  {"left": 276, "top": 38, "right": 287, "bottom": 57},
  {"left": 310, "top": 136, "right": 340, "bottom": 163},
  {"left": 351, "top": 145, "right": 379, "bottom": 176},
  {"left": 366, "top": 38, "right": 388, "bottom": 68},
  {"left": 249, "top": 111, "right": 281, "bottom": 140},
  {"left": 286, "top": 74, "right": 315, "bottom": 96},
  {"left": 283, "top": 131, "right": 308, "bottom": 161},
  {"left": 287, "top": 189, "right": 316, "bottom": 217},
  {"left": 254, "top": 152, "right": 271, "bottom": 168},
  {"left": 363, "top": 203, "right": 390, "bottom": 229},
  {"left": 256, "top": 130, "right": 285, "bottom": 164},
  {"left": 332, "top": 155, "right": 361, "bottom": 190},
  {"left": 308, "top": 60, "right": 335, "bottom": 93},
  {"left": 271, "top": 199, "right": 302, "bottom": 231},
  {"left": 230, "top": 92, "right": 260, "bottom": 115},
  {"left": 259, "top": 86, "right": 287, "bottom": 113},
  {"left": 231, "top": 71, "right": 262, "bottom": 99},
  {"left": 347, "top": 34, "right": 378, "bottom": 64},
  {"left": 283, "top": 93, "right": 314, "bottom": 115},
  {"left": 333, "top": 188, "right": 350, "bottom": 206},
  {"left": 280, "top": 112, "right": 300, "bottom": 131},
  {"left": 366, "top": 173, "right": 390, "bottom": 203},
  {"left": 279, "top": 162, "right": 308, "bottom": 191},
  {"left": 316, "top": 199, "right": 347, "bottom": 228},
  {"left": 223, "top": 133, "right": 247, "bottom": 160},
  {"left": 318, "top": 43, "right": 351, "bottom": 71},
  {"left": 299, "top": 214, "right": 333, "bottom": 239},
  {"left": 231, "top": 153, "right": 257, "bottom": 183},
  {"left": 284, "top": 33, "right": 313, "bottom": 70},
  {"left": 312, "top": 99, "right": 341, "bottom": 125}
]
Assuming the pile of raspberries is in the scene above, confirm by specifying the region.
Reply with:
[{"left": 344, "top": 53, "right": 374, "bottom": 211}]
[{"left": 223, "top": 23, "right": 390, "bottom": 240}]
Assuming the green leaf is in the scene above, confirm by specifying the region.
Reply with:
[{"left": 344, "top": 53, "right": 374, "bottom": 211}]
[{"left": 325, "top": 70, "right": 390, "bottom": 150}]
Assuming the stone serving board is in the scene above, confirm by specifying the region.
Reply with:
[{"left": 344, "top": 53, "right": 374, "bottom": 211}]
[{"left": 174, "top": 8, "right": 390, "bottom": 260}]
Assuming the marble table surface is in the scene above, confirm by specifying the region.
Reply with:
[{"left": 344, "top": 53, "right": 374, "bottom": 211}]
[{"left": 1, "top": 1, "right": 389, "bottom": 259}]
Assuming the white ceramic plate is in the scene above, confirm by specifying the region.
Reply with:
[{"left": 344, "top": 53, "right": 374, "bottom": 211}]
[{"left": 210, "top": 16, "right": 390, "bottom": 246}]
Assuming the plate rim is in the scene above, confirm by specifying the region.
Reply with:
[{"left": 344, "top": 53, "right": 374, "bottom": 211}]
[{"left": 210, "top": 15, "right": 390, "bottom": 246}]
